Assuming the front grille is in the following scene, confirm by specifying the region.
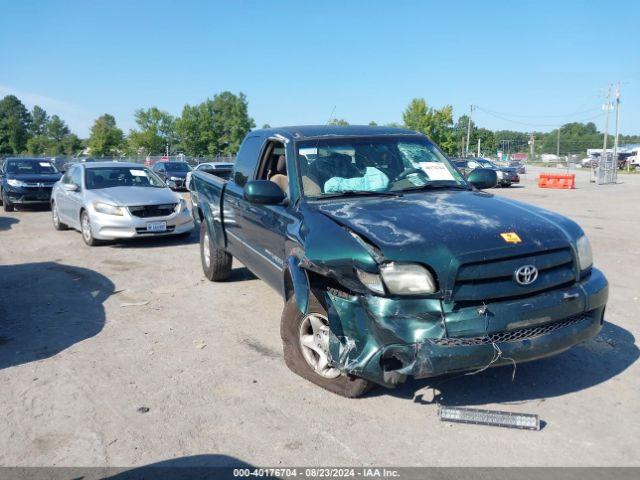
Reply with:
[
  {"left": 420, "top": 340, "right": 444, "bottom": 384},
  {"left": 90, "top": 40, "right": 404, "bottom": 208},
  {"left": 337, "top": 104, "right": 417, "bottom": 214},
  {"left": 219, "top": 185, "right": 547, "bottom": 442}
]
[
  {"left": 453, "top": 248, "right": 576, "bottom": 302},
  {"left": 135, "top": 226, "right": 176, "bottom": 234},
  {"left": 429, "top": 314, "right": 588, "bottom": 347},
  {"left": 128, "top": 204, "right": 177, "bottom": 218}
]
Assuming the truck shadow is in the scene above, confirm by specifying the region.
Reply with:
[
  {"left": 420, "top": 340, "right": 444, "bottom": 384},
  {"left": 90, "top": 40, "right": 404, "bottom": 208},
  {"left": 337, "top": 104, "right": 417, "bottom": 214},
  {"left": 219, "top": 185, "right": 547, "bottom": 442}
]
[
  {"left": 101, "top": 454, "right": 260, "bottom": 479},
  {"left": 0, "top": 216, "right": 19, "bottom": 231},
  {"left": 0, "top": 262, "right": 113, "bottom": 371},
  {"left": 374, "top": 321, "right": 638, "bottom": 405}
]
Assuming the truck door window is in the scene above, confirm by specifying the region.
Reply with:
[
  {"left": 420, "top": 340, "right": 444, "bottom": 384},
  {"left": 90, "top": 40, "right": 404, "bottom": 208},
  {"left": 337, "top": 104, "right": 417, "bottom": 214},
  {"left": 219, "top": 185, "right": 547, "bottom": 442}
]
[
  {"left": 233, "top": 135, "right": 264, "bottom": 187},
  {"left": 256, "top": 141, "right": 288, "bottom": 195}
]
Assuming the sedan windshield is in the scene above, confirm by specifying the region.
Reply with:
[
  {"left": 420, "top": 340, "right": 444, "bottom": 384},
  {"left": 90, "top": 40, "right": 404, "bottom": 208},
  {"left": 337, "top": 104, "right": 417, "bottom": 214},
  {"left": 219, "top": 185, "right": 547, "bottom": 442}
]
[
  {"left": 297, "top": 137, "right": 466, "bottom": 198},
  {"left": 164, "top": 162, "right": 191, "bottom": 172},
  {"left": 85, "top": 167, "right": 166, "bottom": 189},
  {"left": 6, "top": 160, "right": 58, "bottom": 174}
]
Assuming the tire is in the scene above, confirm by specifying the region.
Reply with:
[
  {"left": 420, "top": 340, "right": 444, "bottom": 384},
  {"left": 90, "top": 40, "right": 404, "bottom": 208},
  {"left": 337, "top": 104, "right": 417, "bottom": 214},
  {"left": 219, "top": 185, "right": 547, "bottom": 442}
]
[
  {"left": 200, "top": 221, "right": 232, "bottom": 281},
  {"left": 51, "top": 201, "right": 69, "bottom": 230},
  {"left": 280, "top": 295, "right": 373, "bottom": 398},
  {"left": 80, "top": 210, "right": 101, "bottom": 246},
  {"left": 2, "top": 192, "right": 14, "bottom": 212}
]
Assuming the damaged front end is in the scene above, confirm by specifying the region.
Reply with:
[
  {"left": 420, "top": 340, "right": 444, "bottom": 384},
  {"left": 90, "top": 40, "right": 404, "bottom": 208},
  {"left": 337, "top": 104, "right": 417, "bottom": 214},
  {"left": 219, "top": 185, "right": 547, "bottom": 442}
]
[{"left": 289, "top": 206, "right": 609, "bottom": 389}]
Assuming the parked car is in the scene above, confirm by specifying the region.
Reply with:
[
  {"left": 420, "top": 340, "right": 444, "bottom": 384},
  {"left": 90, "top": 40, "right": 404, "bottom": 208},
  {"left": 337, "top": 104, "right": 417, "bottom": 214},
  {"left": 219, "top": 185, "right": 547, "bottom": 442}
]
[
  {"left": 509, "top": 160, "right": 526, "bottom": 174},
  {"left": 50, "top": 162, "right": 194, "bottom": 246},
  {"left": 452, "top": 157, "right": 518, "bottom": 187},
  {"left": 186, "top": 162, "right": 234, "bottom": 191},
  {"left": 152, "top": 161, "right": 192, "bottom": 190},
  {"left": 0, "top": 157, "right": 62, "bottom": 211},
  {"left": 190, "top": 125, "right": 608, "bottom": 398}
]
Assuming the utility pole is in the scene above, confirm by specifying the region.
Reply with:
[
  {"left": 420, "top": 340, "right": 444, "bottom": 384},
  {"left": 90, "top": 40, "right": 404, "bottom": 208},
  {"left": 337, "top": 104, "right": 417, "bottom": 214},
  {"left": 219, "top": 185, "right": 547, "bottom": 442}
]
[
  {"left": 477, "top": 138, "right": 481, "bottom": 158},
  {"left": 602, "top": 84, "right": 612, "bottom": 159},
  {"left": 556, "top": 127, "right": 560, "bottom": 157},
  {"left": 612, "top": 82, "right": 623, "bottom": 172},
  {"left": 529, "top": 133, "right": 535, "bottom": 162},
  {"left": 465, "top": 104, "right": 474, "bottom": 157}
]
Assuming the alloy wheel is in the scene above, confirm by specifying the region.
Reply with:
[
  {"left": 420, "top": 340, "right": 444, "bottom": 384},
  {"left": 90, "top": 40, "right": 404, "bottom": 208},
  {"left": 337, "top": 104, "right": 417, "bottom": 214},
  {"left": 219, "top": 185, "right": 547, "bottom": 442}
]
[{"left": 299, "top": 313, "right": 341, "bottom": 379}]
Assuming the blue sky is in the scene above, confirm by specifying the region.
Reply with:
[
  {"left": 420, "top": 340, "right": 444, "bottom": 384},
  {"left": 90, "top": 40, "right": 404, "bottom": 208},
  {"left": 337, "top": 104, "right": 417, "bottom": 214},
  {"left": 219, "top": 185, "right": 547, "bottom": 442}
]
[{"left": 1, "top": 0, "right": 639, "bottom": 137}]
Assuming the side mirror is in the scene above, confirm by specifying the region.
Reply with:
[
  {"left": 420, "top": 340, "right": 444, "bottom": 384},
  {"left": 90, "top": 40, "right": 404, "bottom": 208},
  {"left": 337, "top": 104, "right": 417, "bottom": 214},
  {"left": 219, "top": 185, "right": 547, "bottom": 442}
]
[
  {"left": 243, "top": 180, "right": 286, "bottom": 205},
  {"left": 467, "top": 168, "right": 498, "bottom": 189},
  {"left": 63, "top": 183, "right": 79, "bottom": 192}
]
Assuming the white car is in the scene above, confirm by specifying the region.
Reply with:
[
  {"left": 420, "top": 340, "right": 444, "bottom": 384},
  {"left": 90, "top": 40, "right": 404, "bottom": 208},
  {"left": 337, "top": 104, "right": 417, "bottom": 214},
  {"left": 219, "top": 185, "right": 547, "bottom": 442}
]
[{"left": 186, "top": 162, "right": 234, "bottom": 190}]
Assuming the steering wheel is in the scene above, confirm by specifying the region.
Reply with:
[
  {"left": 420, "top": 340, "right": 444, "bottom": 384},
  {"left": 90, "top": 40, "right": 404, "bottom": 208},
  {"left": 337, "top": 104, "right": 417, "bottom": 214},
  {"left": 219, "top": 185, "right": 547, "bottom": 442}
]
[{"left": 394, "top": 167, "right": 426, "bottom": 181}]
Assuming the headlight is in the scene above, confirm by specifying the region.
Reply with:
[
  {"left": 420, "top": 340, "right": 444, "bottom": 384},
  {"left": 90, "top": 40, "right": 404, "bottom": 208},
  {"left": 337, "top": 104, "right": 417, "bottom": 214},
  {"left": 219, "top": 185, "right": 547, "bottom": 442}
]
[
  {"left": 576, "top": 235, "right": 593, "bottom": 270},
  {"left": 93, "top": 201, "right": 124, "bottom": 216},
  {"left": 7, "top": 179, "right": 27, "bottom": 188},
  {"left": 175, "top": 199, "right": 187, "bottom": 212},
  {"left": 355, "top": 269, "right": 385, "bottom": 295},
  {"left": 380, "top": 263, "right": 437, "bottom": 294},
  {"left": 496, "top": 171, "right": 504, "bottom": 178},
  {"left": 170, "top": 176, "right": 180, "bottom": 181}
]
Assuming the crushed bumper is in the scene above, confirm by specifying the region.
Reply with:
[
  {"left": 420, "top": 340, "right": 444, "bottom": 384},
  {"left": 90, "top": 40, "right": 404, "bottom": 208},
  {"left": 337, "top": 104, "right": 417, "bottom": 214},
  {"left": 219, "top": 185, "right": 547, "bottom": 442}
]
[{"left": 326, "top": 268, "right": 608, "bottom": 387}]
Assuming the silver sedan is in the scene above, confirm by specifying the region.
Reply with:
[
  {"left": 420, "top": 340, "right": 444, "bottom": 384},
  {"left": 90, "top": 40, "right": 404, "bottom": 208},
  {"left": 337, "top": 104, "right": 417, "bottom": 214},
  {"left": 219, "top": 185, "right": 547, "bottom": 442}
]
[{"left": 51, "top": 162, "right": 194, "bottom": 246}]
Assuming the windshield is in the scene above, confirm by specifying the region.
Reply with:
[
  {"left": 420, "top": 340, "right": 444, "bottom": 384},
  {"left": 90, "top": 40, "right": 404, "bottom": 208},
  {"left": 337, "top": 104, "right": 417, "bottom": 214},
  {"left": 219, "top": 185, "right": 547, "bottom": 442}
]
[
  {"left": 297, "top": 137, "right": 466, "bottom": 198},
  {"left": 85, "top": 167, "right": 166, "bottom": 189},
  {"left": 477, "top": 159, "right": 497, "bottom": 168},
  {"left": 6, "top": 160, "right": 58, "bottom": 174},
  {"left": 164, "top": 162, "right": 191, "bottom": 172}
]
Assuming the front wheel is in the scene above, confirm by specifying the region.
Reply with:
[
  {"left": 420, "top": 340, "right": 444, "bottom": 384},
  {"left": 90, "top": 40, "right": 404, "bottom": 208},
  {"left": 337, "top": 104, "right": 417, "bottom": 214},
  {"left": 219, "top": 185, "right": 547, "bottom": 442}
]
[
  {"left": 80, "top": 210, "right": 101, "bottom": 246},
  {"left": 200, "top": 222, "right": 232, "bottom": 281},
  {"left": 280, "top": 295, "right": 373, "bottom": 398},
  {"left": 52, "top": 201, "right": 69, "bottom": 230},
  {"left": 2, "top": 191, "right": 14, "bottom": 212}
]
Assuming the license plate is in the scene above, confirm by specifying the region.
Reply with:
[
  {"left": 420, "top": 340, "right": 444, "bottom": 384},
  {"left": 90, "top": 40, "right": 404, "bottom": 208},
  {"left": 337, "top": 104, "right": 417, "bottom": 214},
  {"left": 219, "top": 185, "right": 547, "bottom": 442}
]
[{"left": 146, "top": 221, "right": 167, "bottom": 232}]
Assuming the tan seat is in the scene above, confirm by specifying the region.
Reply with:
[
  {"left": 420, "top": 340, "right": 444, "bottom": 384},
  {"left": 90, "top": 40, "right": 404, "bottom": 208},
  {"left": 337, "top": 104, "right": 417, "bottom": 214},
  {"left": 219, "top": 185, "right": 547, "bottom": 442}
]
[{"left": 270, "top": 155, "right": 288, "bottom": 194}]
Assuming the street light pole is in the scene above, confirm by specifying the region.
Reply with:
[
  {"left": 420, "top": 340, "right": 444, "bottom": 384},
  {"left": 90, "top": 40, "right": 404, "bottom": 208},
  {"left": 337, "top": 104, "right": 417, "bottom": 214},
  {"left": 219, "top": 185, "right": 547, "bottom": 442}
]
[{"left": 465, "top": 105, "right": 474, "bottom": 157}]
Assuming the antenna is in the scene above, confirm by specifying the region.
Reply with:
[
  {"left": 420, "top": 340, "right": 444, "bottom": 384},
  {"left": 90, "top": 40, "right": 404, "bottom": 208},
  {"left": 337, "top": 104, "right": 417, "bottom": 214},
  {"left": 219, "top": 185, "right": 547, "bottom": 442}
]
[{"left": 325, "top": 105, "right": 337, "bottom": 125}]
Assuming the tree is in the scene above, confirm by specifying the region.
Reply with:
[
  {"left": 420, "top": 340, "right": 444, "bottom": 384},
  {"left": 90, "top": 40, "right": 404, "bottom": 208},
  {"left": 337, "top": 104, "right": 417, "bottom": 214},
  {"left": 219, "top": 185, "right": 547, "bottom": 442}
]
[
  {"left": 368, "top": 121, "right": 378, "bottom": 127},
  {"left": 128, "top": 107, "right": 177, "bottom": 155},
  {"left": 0, "top": 95, "right": 32, "bottom": 154},
  {"left": 30, "top": 105, "right": 49, "bottom": 136},
  {"left": 402, "top": 98, "right": 454, "bottom": 154},
  {"left": 26, "top": 135, "right": 52, "bottom": 155},
  {"left": 262, "top": 123, "right": 271, "bottom": 129},
  {"left": 61, "top": 134, "right": 83, "bottom": 156},
  {"left": 211, "top": 92, "right": 255, "bottom": 155},
  {"left": 328, "top": 118, "right": 349, "bottom": 126},
  {"left": 46, "top": 115, "right": 70, "bottom": 143},
  {"left": 175, "top": 102, "right": 215, "bottom": 156},
  {"left": 88, "top": 114, "right": 124, "bottom": 157}
]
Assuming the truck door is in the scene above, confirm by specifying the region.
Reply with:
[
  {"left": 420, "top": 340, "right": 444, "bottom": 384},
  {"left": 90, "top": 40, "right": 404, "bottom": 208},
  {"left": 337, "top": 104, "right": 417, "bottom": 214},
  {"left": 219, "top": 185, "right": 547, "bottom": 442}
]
[{"left": 225, "top": 139, "right": 291, "bottom": 291}]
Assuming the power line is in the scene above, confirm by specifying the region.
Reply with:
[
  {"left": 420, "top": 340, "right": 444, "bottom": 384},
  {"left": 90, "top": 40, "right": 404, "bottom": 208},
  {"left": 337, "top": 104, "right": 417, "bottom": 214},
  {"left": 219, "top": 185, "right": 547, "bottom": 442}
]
[
  {"left": 474, "top": 105, "right": 600, "bottom": 119},
  {"left": 474, "top": 106, "right": 604, "bottom": 128}
]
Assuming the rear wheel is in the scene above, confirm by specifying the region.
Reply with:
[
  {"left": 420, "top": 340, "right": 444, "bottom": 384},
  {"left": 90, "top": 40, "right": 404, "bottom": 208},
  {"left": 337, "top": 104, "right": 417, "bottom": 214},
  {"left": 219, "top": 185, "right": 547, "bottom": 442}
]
[
  {"left": 51, "top": 201, "right": 69, "bottom": 230},
  {"left": 200, "top": 222, "right": 232, "bottom": 281},
  {"left": 281, "top": 295, "right": 373, "bottom": 398}
]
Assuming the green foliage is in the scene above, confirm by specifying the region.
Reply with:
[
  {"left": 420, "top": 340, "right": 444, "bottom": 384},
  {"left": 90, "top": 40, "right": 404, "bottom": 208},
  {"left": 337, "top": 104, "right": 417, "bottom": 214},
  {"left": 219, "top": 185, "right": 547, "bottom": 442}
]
[
  {"left": 127, "top": 107, "right": 177, "bottom": 155},
  {"left": 262, "top": 123, "right": 271, "bottom": 129},
  {"left": 402, "top": 98, "right": 454, "bottom": 154},
  {"left": 368, "top": 121, "right": 378, "bottom": 127},
  {"left": 88, "top": 114, "right": 124, "bottom": 157},
  {"left": 210, "top": 92, "right": 255, "bottom": 155},
  {"left": 0, "top": 95, "right": 32, "bottom": 154},
  {"left": 328, "top": 118, "right": 349, "bottom": 126},
  {"left": 30, "top": 105, "right": 49, "bottom": 136},
  {"left": 175, "top": 102, "right": 215, "bottom": 156},
  {"left": 26, "top": 135, "right": 52, "bottom": 155}
]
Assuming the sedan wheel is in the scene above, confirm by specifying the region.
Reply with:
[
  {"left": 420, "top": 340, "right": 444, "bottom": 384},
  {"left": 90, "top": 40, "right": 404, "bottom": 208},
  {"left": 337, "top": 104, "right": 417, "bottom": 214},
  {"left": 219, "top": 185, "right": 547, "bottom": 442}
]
[
  {"left": 81, "top": 211, "right": 100, "bottom": 246},
  {"left": 298, "top": 313, "right": 341, "bottom": 379},
  {"left": 52, "top": 202, "right": 68, "bottom": 230}
]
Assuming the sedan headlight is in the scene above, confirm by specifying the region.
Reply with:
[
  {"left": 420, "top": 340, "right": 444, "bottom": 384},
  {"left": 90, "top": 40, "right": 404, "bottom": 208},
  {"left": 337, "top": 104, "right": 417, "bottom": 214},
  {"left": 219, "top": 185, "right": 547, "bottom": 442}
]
[
  {"left": 576, "top": 235, "right": 593, "bottom": 271},
  {"left": 175, "top": 199, "right": 187, "bottom": 213},
  {"left": 93, "top": 201, "right": 124, "bottom": 216},
  {"left": 170, "top": 176, "right": 181, "bottom": 181},
  {"left": 7, "top": 179, "right": 27, "bottom": 188}
]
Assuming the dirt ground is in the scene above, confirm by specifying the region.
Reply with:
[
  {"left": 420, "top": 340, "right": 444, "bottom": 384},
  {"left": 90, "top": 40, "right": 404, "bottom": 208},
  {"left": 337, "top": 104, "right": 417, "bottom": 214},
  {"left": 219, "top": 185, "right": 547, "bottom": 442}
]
[{"left": 0, "top": 166, "right": 638, "bottom": 468}]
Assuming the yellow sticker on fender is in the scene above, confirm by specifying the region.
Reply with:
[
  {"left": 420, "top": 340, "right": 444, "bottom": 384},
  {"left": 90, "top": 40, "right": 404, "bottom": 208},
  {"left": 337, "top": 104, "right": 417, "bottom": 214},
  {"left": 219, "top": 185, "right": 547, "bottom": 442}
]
[{"left": 500, "top": 232, "right": 522, "bottom": 243}]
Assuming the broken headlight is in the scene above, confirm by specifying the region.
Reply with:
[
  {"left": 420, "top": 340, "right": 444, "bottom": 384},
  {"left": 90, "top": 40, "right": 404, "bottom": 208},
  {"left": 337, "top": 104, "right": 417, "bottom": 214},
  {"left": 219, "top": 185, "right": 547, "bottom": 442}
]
[
  {"left": 380, "top": 263, "right": 437, "bottom": 294},
  {"left": 357, "top": 263, "right": 437, "bottom": 295},
  {"left": 355, "top": 269, "right": 385, "bottom": 295},
  {"left": 576, "top": 235, "right": 593, "bottom": 271}
]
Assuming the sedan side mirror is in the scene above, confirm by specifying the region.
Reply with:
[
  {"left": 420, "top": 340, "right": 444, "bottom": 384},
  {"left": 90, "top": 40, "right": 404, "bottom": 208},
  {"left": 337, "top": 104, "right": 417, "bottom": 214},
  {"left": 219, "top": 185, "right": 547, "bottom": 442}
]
[
  {"left": 63, "top": 183, "right": 79, "bottom": 192},
  {"left": 243, "top": 180, "right": 286, "bottom": 205},
  {"left": 467, "top": 168, "right": 498, "bottom": 189}
]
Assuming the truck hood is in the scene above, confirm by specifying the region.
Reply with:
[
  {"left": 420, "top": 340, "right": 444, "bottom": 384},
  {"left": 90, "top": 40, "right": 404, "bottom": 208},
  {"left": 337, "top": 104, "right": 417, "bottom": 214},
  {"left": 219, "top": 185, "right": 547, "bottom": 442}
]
[
  {"left": 313, "top": 190, "right": 581, "bottom": 273},
  {"left": 89, "top": 186, "right": 180, "bottom": 206}
]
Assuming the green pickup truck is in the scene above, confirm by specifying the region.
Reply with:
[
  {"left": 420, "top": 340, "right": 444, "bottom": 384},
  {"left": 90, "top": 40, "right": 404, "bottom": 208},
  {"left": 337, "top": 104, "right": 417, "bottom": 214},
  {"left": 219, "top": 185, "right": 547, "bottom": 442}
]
[{"left": 190, "top": 126, "right": 608, "bottom": 397}]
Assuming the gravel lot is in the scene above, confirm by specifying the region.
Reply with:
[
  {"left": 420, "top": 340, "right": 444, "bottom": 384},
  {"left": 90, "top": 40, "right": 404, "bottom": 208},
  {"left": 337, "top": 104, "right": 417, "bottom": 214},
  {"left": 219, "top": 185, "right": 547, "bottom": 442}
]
[{"left": 0, "top": 166, "right": 638, "bottom": 468}]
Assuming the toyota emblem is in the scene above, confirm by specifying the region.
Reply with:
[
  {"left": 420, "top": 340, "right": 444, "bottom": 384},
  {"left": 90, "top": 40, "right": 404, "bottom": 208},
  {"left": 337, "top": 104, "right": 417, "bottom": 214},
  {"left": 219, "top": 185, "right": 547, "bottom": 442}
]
[{"left": 514, "top": 265, "right": 538, "bottom": 285}]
